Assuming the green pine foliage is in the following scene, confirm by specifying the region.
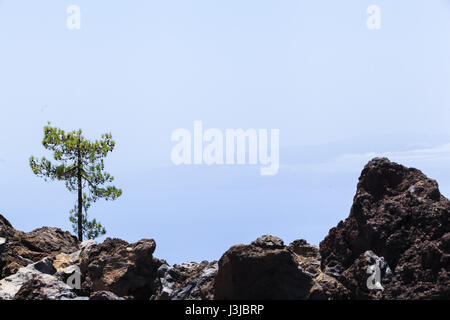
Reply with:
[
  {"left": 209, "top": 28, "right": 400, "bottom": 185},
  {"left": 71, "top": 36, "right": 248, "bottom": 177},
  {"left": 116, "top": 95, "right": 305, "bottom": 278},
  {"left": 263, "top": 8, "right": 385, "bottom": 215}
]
[{"left": 30, "top": 123, "right": 122, "bottom": 241}]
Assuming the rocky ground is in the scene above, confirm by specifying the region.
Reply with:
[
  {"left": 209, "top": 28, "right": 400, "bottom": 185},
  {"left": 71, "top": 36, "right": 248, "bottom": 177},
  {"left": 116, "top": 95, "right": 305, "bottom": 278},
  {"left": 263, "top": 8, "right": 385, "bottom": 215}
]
[{"left": 0, "top": 158, "right": 449, "bottom": 300}]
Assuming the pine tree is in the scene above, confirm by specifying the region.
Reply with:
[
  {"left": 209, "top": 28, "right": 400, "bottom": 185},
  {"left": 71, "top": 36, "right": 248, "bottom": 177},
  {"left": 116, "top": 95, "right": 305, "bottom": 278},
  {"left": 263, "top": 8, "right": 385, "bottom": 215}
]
[{"left": 30, "top": 123, "right": 122, "bottom": 241}]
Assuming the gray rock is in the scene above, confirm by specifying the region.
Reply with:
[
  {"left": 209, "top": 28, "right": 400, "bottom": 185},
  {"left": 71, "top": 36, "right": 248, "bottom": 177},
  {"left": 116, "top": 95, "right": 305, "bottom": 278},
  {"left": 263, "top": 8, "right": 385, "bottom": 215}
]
[
  {"left": 157, "top": 264, "right": 173, "bottom": 299},
  {"left": 339, "top": 250, "right": 393, "bottom": 299},
  {"left": 172, "top": 262, "right": 218, "bottom": 300},
  {"left": 71, "top": 250, "right": 81, "bottom": 263},
  {"left": 364, "top": 250, "right": 393, "bottom": 285},
  {"left": 55, "top": 264, "right": 81, "bottom": 285},
  {"left": 0, "top": 257, "right": 70, "bottom": 300},
  {"left": 12, "top": 274, "right": 76, "bottom": 300},
  {"left": 157, "top": 261, "right": 218, "bottom": 300}
]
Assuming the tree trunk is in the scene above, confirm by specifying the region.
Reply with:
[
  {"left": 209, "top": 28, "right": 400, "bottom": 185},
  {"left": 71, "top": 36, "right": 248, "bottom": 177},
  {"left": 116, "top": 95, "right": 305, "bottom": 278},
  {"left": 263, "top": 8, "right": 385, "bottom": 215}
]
[{"left": 77, "top": 144, "right": 83, "bottom": 242}]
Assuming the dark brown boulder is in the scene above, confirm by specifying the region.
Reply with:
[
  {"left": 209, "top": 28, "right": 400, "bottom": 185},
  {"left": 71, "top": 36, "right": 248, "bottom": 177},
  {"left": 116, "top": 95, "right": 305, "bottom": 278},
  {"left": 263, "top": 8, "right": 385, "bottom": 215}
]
[
  {"left": 214, "top": 235, "right": 348, "bottom": 300},
  {"left": 21, "top": 227, "right": 79, "bottom": 255},
  {"left": 156, "top": 260, "right": 218, "bottom": 300},
  {"left": 320, "top": 158, "right": 450, "bottom": 299},
  {"left": 0, "top": 214, "right": 13, "bottom": 232},
  {"left": 79, "top": 237, "right": 163, "bottom": 299},
  {"left": 0, "top": 214, "right": 79, "bottom": 279}
]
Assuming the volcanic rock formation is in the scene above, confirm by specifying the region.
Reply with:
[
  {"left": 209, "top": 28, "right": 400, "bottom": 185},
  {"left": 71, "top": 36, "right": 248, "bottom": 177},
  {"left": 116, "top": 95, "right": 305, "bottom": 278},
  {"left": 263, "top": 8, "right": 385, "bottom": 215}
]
[
  {"left": 320, "top": 158, "right": 450, "bottom": 299},
  {"left": 0, "top": 158, "right": 448, "bottom": 300}
]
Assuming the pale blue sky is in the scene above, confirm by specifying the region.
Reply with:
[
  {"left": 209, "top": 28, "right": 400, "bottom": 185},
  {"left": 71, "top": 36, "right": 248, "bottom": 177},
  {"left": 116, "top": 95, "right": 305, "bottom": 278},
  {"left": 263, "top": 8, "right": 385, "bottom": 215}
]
[{"left": 0, "top": 1, "right": 450, "bottom": 264}]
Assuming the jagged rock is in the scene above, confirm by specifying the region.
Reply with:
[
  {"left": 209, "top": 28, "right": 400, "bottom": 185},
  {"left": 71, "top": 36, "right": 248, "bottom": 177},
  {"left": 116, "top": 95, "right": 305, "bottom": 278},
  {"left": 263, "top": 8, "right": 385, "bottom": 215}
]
[
  {"left": 340, "top": 251, "right": 392, "bottom": 299},
  {"left": 0, "top": 214, "right": 79, "bottom": 279},
  {"left": 251, "top": 235, "right": 285, "bottom": 249},
  {"left": 0, "top": 214, "right": 13, "bottom": 234},
  {"left": 53, "top": 240, "right": 96, "bottom": 282},
  {"left": 80, "top": 240, "right": 96, "bottom": 251},
  {"left": 320, "top": 158, "right": 450, "bottom": 299},
  {"left": 288, "top": 240, "right": 349, "bottom": 300},
  {"left": 156, "top": 261, "right": 217, "bottom": 300},
  {"left": 12, "top": 274, "right": 76, "bottom": 300},
  {"left": 54, "top": 265, "right": 81, "bottom": 292},
  {"left": 0, "top": 257, "right": 65, "bottom": 300},
  {"left": 289, "top": 239, "right": 321, "bottom": 277},
  {"left": 79, "top": 238, "right": 163, "bottom": 299},
  {"left": 214, "top": 235, "right": 343, "bottom": 300},
  {"left": 89, "top": 290, "right": 123, "bottom": 300}
]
